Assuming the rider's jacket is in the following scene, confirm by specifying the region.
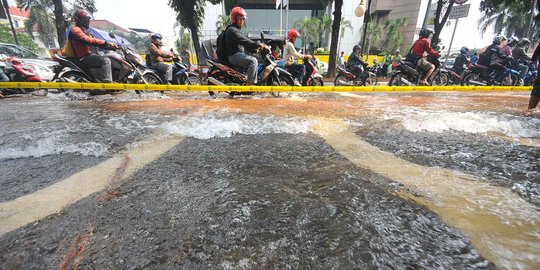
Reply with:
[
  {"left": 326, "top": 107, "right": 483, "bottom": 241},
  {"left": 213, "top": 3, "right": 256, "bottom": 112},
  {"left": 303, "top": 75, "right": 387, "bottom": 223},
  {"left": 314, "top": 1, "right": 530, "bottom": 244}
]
[
  {"left": 411, "top": 37, "right": 440, "bottom": 58},
  {"left": 223, "top": 24, "right": 260, "bottom": 58},
  {"left": 512, "top": 46, "right": 532, "bottom": 63},
  {"left": 68, "top": 26, "right": 107, "bottom": 58},
  {"left": 148, "top": 43, "right": 173, "bottom": 65}
]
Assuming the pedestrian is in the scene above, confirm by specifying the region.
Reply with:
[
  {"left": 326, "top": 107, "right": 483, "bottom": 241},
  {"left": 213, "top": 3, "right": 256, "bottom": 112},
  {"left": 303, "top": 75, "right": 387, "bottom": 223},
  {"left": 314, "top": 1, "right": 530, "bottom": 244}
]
[
  {"left": 526, "top": 42, "right": 540, "bottom": 115},
  {"left": 338, "top": 51, "right": 345, "bottom": 68}
]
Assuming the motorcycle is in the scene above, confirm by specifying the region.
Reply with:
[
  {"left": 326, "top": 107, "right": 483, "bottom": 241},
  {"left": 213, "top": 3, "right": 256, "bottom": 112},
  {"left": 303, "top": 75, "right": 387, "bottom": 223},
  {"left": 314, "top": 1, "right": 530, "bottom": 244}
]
[
  {"left": 146, "top": 49, "right": 202, "bottom": 86},
  {"left": 334, "top": 62, "right": 377, "bottom": 86},
  {"left": 389, "top": 55, "right": 441, "bottom": 86},
  {"left": 52, "top": 33, "right": 162, "bottom": 95},
  {"left": 524, "top": 62, "right": 538, "bottom": 86},
  {"left": 207, "top": 33, "right": 294, "bottom": 97},
  {"left": 302, "top": 56, "right": 324, "bottom": 86},
  {"left": 461, "top": 60, "right": 513, "bottom": 86},
  {"left": 1, "top": 55, "right": 47, "bottom": 96}
]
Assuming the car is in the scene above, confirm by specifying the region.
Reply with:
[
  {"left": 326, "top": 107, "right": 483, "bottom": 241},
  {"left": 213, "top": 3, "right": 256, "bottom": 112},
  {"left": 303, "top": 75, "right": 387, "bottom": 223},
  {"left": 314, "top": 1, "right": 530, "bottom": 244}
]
[{"left": 0, "top": 43, "right": 57, "bottom": 81}]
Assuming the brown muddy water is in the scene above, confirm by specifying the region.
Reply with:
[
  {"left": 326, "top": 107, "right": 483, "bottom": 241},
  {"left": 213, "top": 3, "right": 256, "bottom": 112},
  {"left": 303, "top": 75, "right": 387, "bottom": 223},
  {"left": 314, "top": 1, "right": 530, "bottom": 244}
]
[{"left": 0, "top": 90, "right": 538, "bottom": 269}]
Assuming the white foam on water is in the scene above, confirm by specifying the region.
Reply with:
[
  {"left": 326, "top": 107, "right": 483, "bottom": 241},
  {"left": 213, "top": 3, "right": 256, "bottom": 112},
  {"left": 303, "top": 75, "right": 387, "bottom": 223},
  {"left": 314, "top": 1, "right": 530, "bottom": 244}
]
[
  {"left": 0, "top": 135, "right": 109, "bottom": 160},
  {"left": 384, "top": 109, "right": 540, "bottom": 138},
  {"left": 162, "top": 113, "right": 313, "bottom": 139}
]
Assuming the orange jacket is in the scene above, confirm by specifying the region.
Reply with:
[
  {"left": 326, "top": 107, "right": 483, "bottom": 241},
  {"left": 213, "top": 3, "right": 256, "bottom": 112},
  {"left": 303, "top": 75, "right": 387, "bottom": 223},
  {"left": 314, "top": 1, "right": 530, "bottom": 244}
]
[{"left": 68, "top": 26, "right": 107, "bottom": 58}]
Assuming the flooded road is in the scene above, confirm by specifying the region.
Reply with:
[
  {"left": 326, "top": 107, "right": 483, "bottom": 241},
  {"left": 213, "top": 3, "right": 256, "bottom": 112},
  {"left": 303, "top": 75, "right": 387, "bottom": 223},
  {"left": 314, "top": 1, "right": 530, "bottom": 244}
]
[{"left": 0, "top": 91, "right": 538, "bottom": 269}]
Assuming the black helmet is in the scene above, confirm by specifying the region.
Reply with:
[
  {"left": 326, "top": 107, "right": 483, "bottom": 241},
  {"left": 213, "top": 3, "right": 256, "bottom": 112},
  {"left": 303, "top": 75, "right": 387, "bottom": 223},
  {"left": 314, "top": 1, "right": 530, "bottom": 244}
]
[
  {"left": 151, "top": 33, "right": 162, "bottom": 41},
  {"left": 492, "top": 35, "right": 507, "bottom": 45},
  {"left": 419, "top": 28, "right": 433, "bottom": 38},
  {"left": 519, "top": 38, "right": 531, "bottom": 46},
  {"left": 353, "top": 45, "right": 361, "bottom": 52}
]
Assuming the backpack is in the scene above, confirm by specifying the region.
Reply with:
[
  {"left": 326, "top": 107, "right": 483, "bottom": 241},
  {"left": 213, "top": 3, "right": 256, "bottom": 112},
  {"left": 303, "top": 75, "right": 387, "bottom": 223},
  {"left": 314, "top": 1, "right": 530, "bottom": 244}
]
[{"left": 216, "top": 25, "right": 231, "bottom": 62}]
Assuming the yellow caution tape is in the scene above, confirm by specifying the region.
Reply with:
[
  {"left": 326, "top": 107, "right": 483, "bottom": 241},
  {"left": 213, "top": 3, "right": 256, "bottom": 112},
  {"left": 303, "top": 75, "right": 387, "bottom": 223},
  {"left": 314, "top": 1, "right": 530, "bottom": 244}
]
[{"left": 0, "top": 82, "right": 532, "bottom": 92}]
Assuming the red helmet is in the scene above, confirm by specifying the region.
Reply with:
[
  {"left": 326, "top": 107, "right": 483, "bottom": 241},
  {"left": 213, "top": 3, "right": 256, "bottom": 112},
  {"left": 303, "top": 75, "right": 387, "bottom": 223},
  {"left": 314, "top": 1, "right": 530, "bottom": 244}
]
[
  {"left": 287, "top": 29, "right": 300, "bottom": 40},
  {"left": 230, "top": 7, "right": 247, "bottom": 25},
  {"left": 73, "top": 9, "right": 92, "bottom": 29}
]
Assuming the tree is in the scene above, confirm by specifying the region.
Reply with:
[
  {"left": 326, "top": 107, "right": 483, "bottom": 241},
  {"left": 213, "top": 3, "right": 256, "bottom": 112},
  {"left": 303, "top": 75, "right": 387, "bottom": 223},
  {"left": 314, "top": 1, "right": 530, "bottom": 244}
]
[
  {"left": 215, "top": 14, "right": 230, "bottom": 34},
  {"left": 327, "top": 0, "right": 342, "bottom": 78},
  {"left": 22, "top": 0, "right": 56, "bottom": 47},
  {"left": 0, "top": 24, "right": 39, "bottom": 51},
  {"left": 294, "top": 17, "right": 320, "bottom": 52},
  {"left": 431, "top": 0, "right": 454, "bottom": 51},
  {"left": 18, "top": 0, "right": 96, "bottom": 48},
  {"left": 338, "top": 17, "right": 352, "bottom": 53},
  {"left": 168, "top": 0, "right": 221, "bottom": 63},
  {"left": 379, "top": 18, "right": 408, "bottom": 53},
  {"left": 478, "top": 0, "right": 536, "bottom": 39},
  {"left": 319, "top": 14, "right": 332, "bottom": 48}
]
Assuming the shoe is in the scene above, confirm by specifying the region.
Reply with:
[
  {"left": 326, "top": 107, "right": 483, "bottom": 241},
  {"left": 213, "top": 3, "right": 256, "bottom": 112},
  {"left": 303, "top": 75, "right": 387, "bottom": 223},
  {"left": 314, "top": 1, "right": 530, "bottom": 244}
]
[
  {"left": 419, "top": 80, "right": 429, "bottom": 86},
  {"left": 293, "top": 79, "right": 302, "bottom": 86}
]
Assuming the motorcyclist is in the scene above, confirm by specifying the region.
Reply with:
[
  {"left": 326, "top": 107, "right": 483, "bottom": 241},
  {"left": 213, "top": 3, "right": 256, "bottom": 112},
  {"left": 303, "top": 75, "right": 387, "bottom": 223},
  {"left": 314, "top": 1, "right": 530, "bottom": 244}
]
[
  {"left": 512, "top": 38, "right": 532, "bottom": 82},
  {"left": 222, "top": 6, "right": 264, "bottom": 85},
  {"left": 527, "top": 43, "right": 540, "bottom": 115},
  {"left": 478, "top": 35, "right": 512, "bottom": 82},
  {"left": 65, "top": 9, "right": 118, "bottom": 83},
  {"left": 147, "top": 33, "right": 173, "bottom": 83},
  {"left": 346, "top": 45, "right": 366, "bottom": 82},
  {"left": 410, "top": 28, "right": 440, "bottom": 85},
  {"left": 502, "top": 36, "right": 518, "bottom": 57},
  {"left": 452, "top": 46, "right": 470, "bottom": 75},
  {"left": 283, "top": 28, "right": 311, "bottom": 86}
]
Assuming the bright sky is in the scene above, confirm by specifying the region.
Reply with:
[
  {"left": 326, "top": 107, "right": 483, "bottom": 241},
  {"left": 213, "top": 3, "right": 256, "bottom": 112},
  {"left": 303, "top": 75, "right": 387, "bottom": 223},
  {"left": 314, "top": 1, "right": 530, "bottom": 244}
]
[{"left": 6, "top": 0, "right": 498, "bottom": 51}]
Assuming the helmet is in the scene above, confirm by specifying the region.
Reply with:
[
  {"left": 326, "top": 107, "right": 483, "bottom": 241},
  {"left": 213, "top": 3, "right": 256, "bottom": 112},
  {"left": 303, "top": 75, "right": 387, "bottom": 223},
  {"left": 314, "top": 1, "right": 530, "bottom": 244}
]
[
  {"left": 460, "top": 46, "right": 469, "bottom": 55},
  {"left": 372, "top": 57, "right": 378, "bottom": 62},
  {"left": 508, "top": 36, "right": 519, "bottom": 46},
  {"left": 419, "top": 28, "right": 433, "bottom": 38},
  {"left": 230, "top": 6, "right": 247, "bottom": 25},
  {"left": 519, "top": 38, "right": 531, "bottom": 46},
  {"left": 287, "top": 29, "right": 300, "bottom": 40},
  {"left": 492, "top": 35, "right": 507, "bottom": 45},
  {"left": 395, "top": 49, "right": 400, "bottom": 53},
  {"left": 353, "top": 45, "right": 361, "bottom": 52},
  {"left": 73, "top": 9, "right": 92, "bottom": 29},
  {"left": 151, "top": 33, "right": 162, "bottom": 41}
]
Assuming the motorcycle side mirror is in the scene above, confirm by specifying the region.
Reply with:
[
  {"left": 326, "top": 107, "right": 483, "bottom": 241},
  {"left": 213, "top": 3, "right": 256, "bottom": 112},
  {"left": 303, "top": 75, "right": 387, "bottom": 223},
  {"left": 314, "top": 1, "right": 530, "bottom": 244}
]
[
  {"left": 109, "top": 32, "right": 116, "bottom": 38},
  {"left": 260, "top": 32, "right": 265, "bottom": 42}
]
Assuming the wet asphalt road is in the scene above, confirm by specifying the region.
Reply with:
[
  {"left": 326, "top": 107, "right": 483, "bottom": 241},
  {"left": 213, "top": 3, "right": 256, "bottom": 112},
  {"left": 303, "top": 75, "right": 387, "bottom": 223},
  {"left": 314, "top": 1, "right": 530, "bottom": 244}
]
[
  {"left": 0, "top": 91, "right": 538, "bottom": 269},
  {"left": 0, "top": 134, "right": 493, "bottom": 269}
]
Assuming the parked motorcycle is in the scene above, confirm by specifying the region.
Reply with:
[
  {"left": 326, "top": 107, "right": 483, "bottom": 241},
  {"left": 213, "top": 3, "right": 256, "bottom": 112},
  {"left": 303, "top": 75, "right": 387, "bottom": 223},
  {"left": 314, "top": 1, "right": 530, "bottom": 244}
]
[
  {"left": 52, "top": 33, "right": 162, "bottom": 95},
  {"left": 302, "top": 56, "right": 324, "bottom": 86},
  {"left": 461, "top": 60, "right": 513, "bottom": 86},
  {"left": 389, "top": 55, "right": 441, "bottom": 86},
  {"left": 207, "top": 33, "right": 294, "bottom": 97},
  {"left": 1, "top": 55, "right": 47, "bottom": 96},
  {"left": 334, "top": 63, "right": 377, "bottom": 86}
]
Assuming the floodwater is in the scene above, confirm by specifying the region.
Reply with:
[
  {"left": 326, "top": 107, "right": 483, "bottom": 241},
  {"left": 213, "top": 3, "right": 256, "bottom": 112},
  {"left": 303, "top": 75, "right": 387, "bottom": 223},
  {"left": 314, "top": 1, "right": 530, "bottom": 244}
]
[{"left": 0, "top": 90, "right": 538, "bottom": 269}]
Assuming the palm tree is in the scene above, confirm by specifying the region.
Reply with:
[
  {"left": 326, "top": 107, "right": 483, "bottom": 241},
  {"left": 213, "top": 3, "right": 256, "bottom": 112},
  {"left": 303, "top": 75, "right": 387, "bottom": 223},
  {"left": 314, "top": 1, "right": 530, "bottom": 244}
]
[
  {"left": 478, "top": 0, "right": 535, "bottom": 39},
  {"left": 294, "top": 17, "right": 320, "bottom": 52},
  {"left": 380, "top": 18, "right": 408, "bottom": 52},
  {"left": 338, "top": 17, "right": 352, "bottom": 53},
  {"left": 319, "top": 14, "right": 332, "bottom": 48}
]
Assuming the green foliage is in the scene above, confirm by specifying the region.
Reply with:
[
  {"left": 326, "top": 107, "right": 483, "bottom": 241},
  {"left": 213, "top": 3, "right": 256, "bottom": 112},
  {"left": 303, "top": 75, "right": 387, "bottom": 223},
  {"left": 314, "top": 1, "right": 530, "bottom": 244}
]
[
  {"left": 366, "top": 18, "right": 408, "bottom": 53},
  {"left": 314, "top": 47, "right": 329, "bottom": 54},
  {"left": 175, "top": 29, "right": 192, "bottom": 52},
  {"left": 294, "top": 15, "right": 335, "bottom": 50},
  {"left": 0, "top": 24, "right": 40, "bottom": 52},
  {"left": 111, "top": 31, "right": 150, "bottom": 53},
  {"left": 215, "top": 14, "right": 230, "bottom": 34},
  {"left": 479, "top": 0, "right": 536, "bottom": 39}
]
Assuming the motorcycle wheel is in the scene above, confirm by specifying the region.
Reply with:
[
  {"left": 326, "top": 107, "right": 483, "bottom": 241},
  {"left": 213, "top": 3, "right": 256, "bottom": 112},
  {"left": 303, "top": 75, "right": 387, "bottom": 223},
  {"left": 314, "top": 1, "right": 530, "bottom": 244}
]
[
  {"left": 309, "top": 77, "right": 324, "bottom": 86},
  {"left": 462, "top": 72, "right": 485, "bottom": 86},
  {"left": 58, "top": 71, "right": 97, "bottom": 94},
  {"left": 334, "top": 74, "right": 353, "bottom": 86},
  {"left": 136, "top": 73, "right": 163, "bottom": 95},
  {"left": 184, "top": 75, "right": 202, "bottom": 85},
  {"left": 389, "top": 72, "right": 412, "bottom": 86},
  {"left": 432, "top": 71, "right": 449, "bottom": 86},
  {"left": 363, "top": 73, "right": 378, "bottom": 86},
  {"left": 509, "top": 74, "right": 521, "bottom": 86},
  {"left": 266, "top": 72, "right": 294, "bottom": 97}
]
